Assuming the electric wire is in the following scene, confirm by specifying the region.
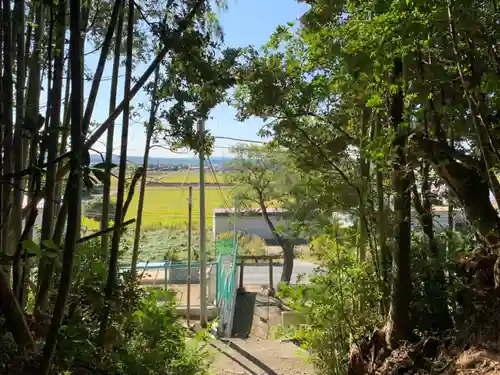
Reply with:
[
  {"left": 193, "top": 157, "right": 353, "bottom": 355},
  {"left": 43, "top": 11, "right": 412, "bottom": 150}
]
[{"left": 207, "top": 156, "right": 231, "bottom": 210}]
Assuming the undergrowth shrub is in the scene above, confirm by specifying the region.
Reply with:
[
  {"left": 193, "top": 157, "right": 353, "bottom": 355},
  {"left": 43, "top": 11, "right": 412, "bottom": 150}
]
[
  {"left": 276, "top": 228, "right": 474, "bottom": 375},
  {"left": 277, "top": 231, "right": 382, "bottom": 375},
  {"left": 409, "top": 229, "right": 474, "bottom": 336},
  {"left": 1, "top": 239, "right": 210, "bottom": 374},
  {"left": 217, "top": 232, "right": 267, "bottom": 257}
]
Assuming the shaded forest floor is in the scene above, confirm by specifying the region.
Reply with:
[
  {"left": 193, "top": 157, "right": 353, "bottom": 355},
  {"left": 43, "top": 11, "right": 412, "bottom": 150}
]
[
  {"left": 352, "top": 250, "right": 500, "bottom": 375},
  {"left": 371, "top": 340, "right": 500, "bottom": 375}
]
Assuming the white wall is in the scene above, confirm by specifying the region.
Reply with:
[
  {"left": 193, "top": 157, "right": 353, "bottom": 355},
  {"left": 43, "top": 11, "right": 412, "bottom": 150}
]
[
  {"left": 214, "top": 209, "right": 467, "bottom": 240},
  {"left": 213, "top": 214, "right": 290, "bottom": 240},
  {"left": 410, "top": 210, "right": 466, "bottom": 231}
]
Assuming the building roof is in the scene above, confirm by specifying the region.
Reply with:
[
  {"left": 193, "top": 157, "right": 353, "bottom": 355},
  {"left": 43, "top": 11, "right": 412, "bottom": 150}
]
[{"left": 213, "top": 207, "right": 285, "bottom": 217}]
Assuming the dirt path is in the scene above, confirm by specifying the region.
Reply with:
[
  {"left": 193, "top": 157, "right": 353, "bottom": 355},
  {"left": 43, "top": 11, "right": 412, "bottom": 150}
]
[
  {"left": 209, "top": 338, "right": 312, "bottom": 375},
  {"left": 209, "top": 289, "right": 314, "bottom": 375}
]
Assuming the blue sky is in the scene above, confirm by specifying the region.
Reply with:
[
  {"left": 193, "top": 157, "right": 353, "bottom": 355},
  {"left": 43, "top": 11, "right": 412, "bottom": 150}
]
[{"left": 86, "top": 0, "right": 309, "bottom": 158}]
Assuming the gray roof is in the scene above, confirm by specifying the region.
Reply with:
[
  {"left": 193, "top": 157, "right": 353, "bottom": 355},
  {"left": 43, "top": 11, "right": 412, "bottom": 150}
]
[{"left": 213, "top": 207, "right": 285, "bottom": 217}]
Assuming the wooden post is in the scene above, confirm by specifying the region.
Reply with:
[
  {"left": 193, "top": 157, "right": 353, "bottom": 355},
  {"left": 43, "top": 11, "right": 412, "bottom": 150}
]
[
  {"left": 268, "top": 258, "right": 275, "bottom": 296},
  {"left": 237, "top": 262, "right": 245, "bottom": 294}
]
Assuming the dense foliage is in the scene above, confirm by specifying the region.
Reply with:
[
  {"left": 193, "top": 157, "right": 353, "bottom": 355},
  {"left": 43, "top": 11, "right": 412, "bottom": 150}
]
[
  {"left": 0, "top": 0, "right": 233, "bottom": 373},
  {"left": 4, "top": 0, "right": 500, "bottom": 373},
  {"left": 227, "top": 0, "right": 500, "bottom": 373}
]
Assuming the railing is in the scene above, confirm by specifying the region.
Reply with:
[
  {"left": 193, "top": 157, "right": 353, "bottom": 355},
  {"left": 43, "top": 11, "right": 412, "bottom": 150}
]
[
  {"left": 236, "top": 255, "right": 281, "bottom": 295},
  {"left": 215, "top": 239, "right": 238, "bottom": 337},
  {"left": 118, "top": 238, "right": 239, "bottom": 336},
  {"left": 119, "top": 260, "right": 218, "bottom": 306}
]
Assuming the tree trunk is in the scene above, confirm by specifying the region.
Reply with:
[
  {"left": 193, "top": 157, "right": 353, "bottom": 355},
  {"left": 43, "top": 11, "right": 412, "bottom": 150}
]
[
  {"left": 11, "top": 0, "right": 27, "bottom": 273},
  {"left": 385, "top": 58, "right": 412, "bottom": 347},
  {"left": 0, "top": 0, "right": 4, "bottom": 256},
  {"left": 131, "top": 63, "right": 160, "bottom": 275},
  {"left": 2, "top": 0, "right": 14, "bottom": 257},
  {"left": 35, "top": 0, "right": 67, "bottom": 313},
  {"left": 0, "top": 268, "right": 34, "bottom": 350},
  {"left": 358, "top": 107, "right": 370, "bottom": 311},
  {"left": 375, "top": 115, "right": 390, "bottom": 315},
  {"left": 39, "top": 0, "right": 83, "bottom": 369},
  {"left": 20, "top": 0, "right": 44, "bottom": 248},
  {"left": 258, "top": 198, "right": 293, "bottom": 284},
  {"left": 99, "top": 0, "right": 134, "bottom": 342},
  {"left": 101, "top": 0, "right": 125, "bottom": 257},
  {"left": 358, "top": 108, "right": 370, "bottom": 264},
  {"left": 82, "top": 0, "right": 123, "bottom": 135}
]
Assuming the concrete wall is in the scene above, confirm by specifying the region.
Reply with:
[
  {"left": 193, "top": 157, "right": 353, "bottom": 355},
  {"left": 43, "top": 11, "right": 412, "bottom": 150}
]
[
  {"left": 410, "top": 209, "right": 466, "bottom": 232},
  {"left": 166, "top": 267, "right": 201, "bottom": 284},
  {"left": 213, "top": 214, "right": 290, "bottom": 240},
  {"left": 213, "top": 208, "right": 468, "bottom": 241}
]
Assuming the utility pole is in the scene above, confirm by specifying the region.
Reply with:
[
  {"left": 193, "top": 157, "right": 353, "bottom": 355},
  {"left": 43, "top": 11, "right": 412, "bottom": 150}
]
[
  {"left": 232, "top": 195, "right": 238, "bottom": 255},
  {"left": 187, "top": 186, "right": 193, "bottom": 327},
  {"left": 198, "top": 120, "right": 207, "bottom": 328}
]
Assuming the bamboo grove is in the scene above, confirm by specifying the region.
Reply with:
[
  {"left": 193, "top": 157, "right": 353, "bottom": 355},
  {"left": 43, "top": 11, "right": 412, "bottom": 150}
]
[{"left": 0, "top": 0, "right": 238, "bottom": 373}]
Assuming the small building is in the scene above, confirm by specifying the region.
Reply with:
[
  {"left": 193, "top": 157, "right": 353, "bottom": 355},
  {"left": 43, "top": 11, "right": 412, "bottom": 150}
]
[
  {"left": 213, "top": 208, "right": 291, "bottom": 241},
  {"left": 411, "top": 206, "right": 467, "bottom": 231},
  {"left": 213, "top": 205, "right": 471, "bottom": 242}
]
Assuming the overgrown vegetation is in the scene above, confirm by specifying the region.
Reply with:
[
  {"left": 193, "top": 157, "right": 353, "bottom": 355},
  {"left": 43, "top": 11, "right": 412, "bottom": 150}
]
[
  {"left": 4, "top": 0, "right": 500, "bottom": 373},
  {"left": 0, "top": 0, "right": 237, "bottom": 372},
  {"left": 227, "top": 0, "right": 500, "bottom": 373}
]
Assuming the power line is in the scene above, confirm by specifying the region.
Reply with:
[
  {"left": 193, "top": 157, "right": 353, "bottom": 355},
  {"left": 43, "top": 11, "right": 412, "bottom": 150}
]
[
  {"left": 207, "top": 156, "right": 231, "bottom": 210},
  {"left": 213, "top": 136, "right": 267, "bottom": 144}
]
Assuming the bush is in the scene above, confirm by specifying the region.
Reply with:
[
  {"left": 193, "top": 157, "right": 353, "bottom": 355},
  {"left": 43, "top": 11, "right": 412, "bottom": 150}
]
[
  {"left": 275, "top": 229, "right": 476, "bottom": 375},
  {"left": 238, "top": 234, "right": 267, "bottom": 256},
  {"left": 0, "top": 239, "right": 211, "bottom": 374},
  {"left": 277, "top": 232, "right": 382, "bottom": 375},
  {"left": 83, "top": 197, "right": 117, "bottom": 222},
  {"left": 217, "top": 232, "right": 267, "bottom": 257}
]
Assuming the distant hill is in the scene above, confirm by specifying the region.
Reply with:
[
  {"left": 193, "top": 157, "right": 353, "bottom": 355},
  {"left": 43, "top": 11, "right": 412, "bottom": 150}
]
[{"left": 89, "top": 154, "right": 232, "bottom": 167}]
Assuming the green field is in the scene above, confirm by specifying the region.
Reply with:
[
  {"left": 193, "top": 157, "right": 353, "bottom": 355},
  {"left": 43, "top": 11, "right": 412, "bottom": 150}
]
[
  {"left": 152, "top": 170, "right": 226, "bottom": 184},
  {"left": 108, "top": 170, "right": 228, "bottom": 190},
  {"left": 81, "top": 170, "right": 265, "bottom": 263},
  {"left": 82, "top": 186, "right": 232, "bottom": 231}
]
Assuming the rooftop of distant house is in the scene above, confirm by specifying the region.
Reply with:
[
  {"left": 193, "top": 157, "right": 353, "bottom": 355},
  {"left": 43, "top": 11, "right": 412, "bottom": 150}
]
[{"left": 213, "top": 207, "right": 285, "bottom": 217}]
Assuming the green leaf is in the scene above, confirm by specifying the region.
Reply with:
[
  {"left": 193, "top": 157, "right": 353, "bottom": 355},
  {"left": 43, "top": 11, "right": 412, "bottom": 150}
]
[
  {"left": 90, "top": 261, "right": 105, "bottom": 275},
  {"left": 82, "top": 168, "right": 94, "bottom": 189},
  {"left": 366, "top": 94, "right": 382, "bottom": 108},
  {"left": 91, "top": 168, "right": 109, "bottom": 184},
  {"left": 42, "top": 249, "right": 58, "bottom": 258},
  {"left": 43, "top": 239, "right": 58, "bottom": 250},
  {"left": 93, "top": 161, "right": 117, "bottom": 170},
  {"left": 22, "top": 240, "right": 40, "bottom": 256}
]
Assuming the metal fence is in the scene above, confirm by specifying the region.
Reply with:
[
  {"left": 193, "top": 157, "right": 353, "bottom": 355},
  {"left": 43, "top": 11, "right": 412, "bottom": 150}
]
[
  {"left": 215, "top": 238, "right": 239, "bottom": 337},
  {"left": 121, "top": 261, "right": 218, "bottom": 307},
  {"left": 119, "top": 238, "right": 239, "bottom": 337}
]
